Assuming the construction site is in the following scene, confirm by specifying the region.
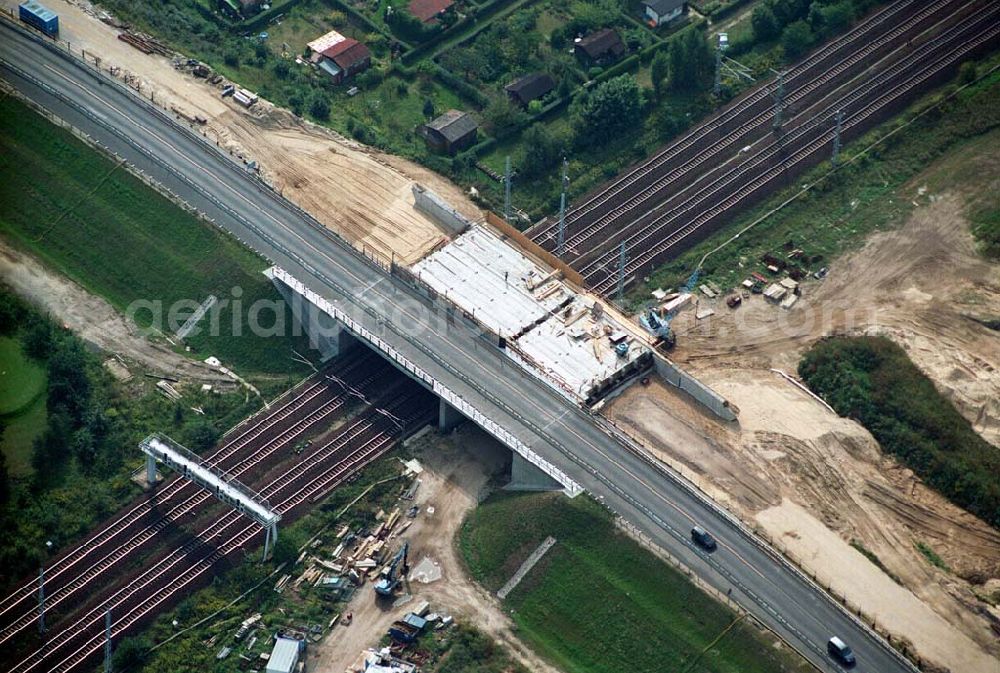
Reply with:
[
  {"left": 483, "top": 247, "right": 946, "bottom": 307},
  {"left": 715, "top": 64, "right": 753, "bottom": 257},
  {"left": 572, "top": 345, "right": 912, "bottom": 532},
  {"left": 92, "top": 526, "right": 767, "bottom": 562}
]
[{"left": 0, "top": 1, "right": 999, "bottom": 673}]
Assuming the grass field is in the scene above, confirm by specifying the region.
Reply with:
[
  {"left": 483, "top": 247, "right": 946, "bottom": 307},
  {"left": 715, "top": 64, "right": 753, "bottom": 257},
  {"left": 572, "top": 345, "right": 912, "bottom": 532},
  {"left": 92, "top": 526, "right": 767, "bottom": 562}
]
[
  {"left": 0, "top": 98, "right": 313, "bottom": 377},
  {"left": 460, "top": 492, "right": 812, "bottom": 673},
  {"left": 0, "top": 336, "right": 47, "bottom": 476},
  {"left": 0, "top": 337, "right": 45, "bottom": 415},
  {"left": 634, "top": 56, "right": 1000, "bottom": 303}
]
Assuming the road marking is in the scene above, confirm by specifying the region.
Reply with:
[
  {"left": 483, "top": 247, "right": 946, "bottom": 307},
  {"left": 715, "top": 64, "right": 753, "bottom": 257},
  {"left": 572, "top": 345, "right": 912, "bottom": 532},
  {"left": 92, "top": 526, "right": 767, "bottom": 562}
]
[{"left": 37, "top": 44, "right": 771, "bottom": 593}]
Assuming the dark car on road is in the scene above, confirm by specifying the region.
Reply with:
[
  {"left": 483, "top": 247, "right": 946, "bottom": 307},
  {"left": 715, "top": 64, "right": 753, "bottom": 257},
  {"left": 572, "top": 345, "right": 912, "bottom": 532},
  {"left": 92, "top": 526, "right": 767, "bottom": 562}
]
[
  {"left": 828, "top": 636, "right": 856, "bottom": 667},
  {"left": 691, "top": 526, "right": 717, "bottom": 551}
]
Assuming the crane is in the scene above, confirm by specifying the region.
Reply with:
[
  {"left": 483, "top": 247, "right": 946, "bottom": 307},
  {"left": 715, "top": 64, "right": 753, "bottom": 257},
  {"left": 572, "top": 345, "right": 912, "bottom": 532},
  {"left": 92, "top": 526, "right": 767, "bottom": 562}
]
[
  {"left": 374, "top": 542, "right": 409, "bottom": 597},
  {"left": 640, "top": 267, "right": 701, "bottom": 349}
]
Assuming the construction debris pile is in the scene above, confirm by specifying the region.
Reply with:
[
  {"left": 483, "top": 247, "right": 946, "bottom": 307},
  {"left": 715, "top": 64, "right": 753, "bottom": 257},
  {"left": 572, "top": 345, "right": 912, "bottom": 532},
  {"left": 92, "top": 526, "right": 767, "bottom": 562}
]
[
  {"left": 116, "top": 30, "right": 173, "bottom": 57},
  {"left": 272, "top": 470, "right": 423, "bottom": 610},
  {"left": 347, "top": 600, "right": 455, "bottom": 673}
]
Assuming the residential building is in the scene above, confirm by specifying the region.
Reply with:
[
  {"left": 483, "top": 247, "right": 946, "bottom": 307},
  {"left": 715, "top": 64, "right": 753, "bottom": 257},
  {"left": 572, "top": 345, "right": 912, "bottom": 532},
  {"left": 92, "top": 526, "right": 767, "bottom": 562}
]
[
  {"left": 318, "top": 38, "right": 372, "bottom": 84},
  {"left": 307, "top": 29, "right": 348, "bottom": 63},
  {"left": 504, "top": 73, "right": 556, "bottom": 107},
  {"left": 574, "top": 28, "right": 626, "bottom": 67},
  {"left": 642, "top": 0, "right": 686, "bottom": 27},
  {"left": 421, "top": 110, "right": 478, "bottom": 155},
  {"left": 408, "top": 0, "right": 454, "bottom": 23}
]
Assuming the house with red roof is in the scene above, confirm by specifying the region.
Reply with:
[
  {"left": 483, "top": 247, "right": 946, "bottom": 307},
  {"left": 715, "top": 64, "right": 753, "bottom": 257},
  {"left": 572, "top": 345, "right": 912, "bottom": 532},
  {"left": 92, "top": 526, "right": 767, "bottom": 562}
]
[
  {"left": 317, "top": 38, "right": 372, "bottom": 84},
  {"left": 408, "top": 0, "right": 454, "bottom": 24}
]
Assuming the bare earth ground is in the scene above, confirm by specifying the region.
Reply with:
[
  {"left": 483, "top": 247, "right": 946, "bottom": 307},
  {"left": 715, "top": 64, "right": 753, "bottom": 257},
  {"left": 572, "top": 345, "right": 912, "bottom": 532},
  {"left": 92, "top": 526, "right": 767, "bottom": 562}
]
[
  {"left": 310, "top": 424, "right": 563, "bottom": 673},
  {"left": 607, "top": 142, "right": 1000, "bottom": 672},
  {"left": 0, "top": 0, "right": 482, "bottom": 265},
  {"left": 0, "top": 239, "right": 234, "bottom": 384}
]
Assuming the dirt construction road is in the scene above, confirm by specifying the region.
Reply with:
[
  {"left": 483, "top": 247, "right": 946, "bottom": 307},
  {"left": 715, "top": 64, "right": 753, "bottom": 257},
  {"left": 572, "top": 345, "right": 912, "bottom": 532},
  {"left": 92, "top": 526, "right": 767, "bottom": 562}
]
[
  {"left": 309, "top": 425, "right": 562, "bottom": 673},
  {"left": 1, "top": 0, "right": 482, "bottom": 265},
  {"left": 608, "top": 137, "right": 1000, "bottom": 672},
  {"left": 0, "top": 239, "right": 233, "bottom": 384}
]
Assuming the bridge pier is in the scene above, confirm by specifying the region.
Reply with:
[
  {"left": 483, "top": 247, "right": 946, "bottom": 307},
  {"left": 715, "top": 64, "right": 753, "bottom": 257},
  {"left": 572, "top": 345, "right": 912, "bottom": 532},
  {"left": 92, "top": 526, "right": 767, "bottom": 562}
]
[
  {"left": 505, "top": 452, "right": 564, "bottom": 492},
  {"left": 270, "top": 272, "right": 357, "bottom": 361},
  {"left": 438, "top": 398, "right": 464, "bottom": 432}
]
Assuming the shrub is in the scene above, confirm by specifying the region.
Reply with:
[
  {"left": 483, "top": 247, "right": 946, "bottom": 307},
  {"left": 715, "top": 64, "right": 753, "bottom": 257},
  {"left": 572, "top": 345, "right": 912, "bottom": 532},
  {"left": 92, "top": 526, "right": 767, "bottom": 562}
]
[
  {"left": 309, "top": 95, "right": 331, "bottom": 120},
  {"left": 572, "top": 75, "right": 644, "bottom": 146},
  {"left": 799, "top": 336, "right": 1000, "bottom": 528},
  {"left": 780, "top": 20, "right": 814, "bottom": 59}
]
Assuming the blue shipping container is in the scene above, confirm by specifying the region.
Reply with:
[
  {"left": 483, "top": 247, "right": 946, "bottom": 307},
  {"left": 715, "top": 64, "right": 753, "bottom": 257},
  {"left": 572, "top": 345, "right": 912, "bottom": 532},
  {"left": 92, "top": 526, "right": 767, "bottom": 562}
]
[{"left": 19, "top": 0, "right": 59, "bottom": 37}]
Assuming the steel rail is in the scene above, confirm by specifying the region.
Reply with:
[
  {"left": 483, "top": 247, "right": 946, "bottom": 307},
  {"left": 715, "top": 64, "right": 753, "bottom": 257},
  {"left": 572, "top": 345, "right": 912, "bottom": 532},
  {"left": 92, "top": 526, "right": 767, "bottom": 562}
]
[
  {"left": 13, "top": 386, "right": 433, "bottom": 673},
  {"left": 528, "top": 0, "right": 940, "bottom": 244},
  {"left": 557, "top": 0, "right": 975, "bottom": 260},
  {"left": 586, "top": 15, "right": 1000, "bottom": 292}
]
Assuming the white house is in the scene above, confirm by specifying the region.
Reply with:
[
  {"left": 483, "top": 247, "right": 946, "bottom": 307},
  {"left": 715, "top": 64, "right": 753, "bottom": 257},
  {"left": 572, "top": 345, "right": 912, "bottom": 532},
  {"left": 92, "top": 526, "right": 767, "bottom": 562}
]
[{"left": 642, "top": 0, "right": 686, "bottom": 27}]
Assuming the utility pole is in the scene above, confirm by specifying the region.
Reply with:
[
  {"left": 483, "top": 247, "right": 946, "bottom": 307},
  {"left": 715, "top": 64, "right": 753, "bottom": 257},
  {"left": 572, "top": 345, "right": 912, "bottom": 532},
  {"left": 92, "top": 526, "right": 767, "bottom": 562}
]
[
  {"left": 832, "top": 109, "right": 844, "bottom": 166},
  {"left": 557, "top": 158, "right": 568, "bottom": 257},
  {"left": 714, "top": 33, "right": 728, "bottom": 98},
  {"left": 503, "top": 155, "right": 512, "bottom": 223},
  {"left": 104, "top": 609, "right": 113, "bottom": 673},
  {"left": 616, "top": 241, "right": 626, "bottom": 305},
  {"left": 37, "top": 567, "right": 45, "bottom": 634},
  {"left": 771, "top": 69, "right": 785, "bottom": 133}
]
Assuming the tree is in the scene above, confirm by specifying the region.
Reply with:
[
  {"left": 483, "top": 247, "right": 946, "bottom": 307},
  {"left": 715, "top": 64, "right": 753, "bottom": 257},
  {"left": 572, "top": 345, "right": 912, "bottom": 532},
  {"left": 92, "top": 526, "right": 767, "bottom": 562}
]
[
  {"left": 0, "top": 424, "right": 9, "bottom": 504},
  {"left": 185, "top": 423, "right": 219, "bottom": 455},
  {"left": 111, "top": 636, "right": 151, "bottom": 671},
  {"left": 482, "top": 98, "right": 527, "bottom": 138},
  {"left": 519, "top": 124, "right": 565, "bottom": 178},
  {"left": 751, "top": 5, "right": 780, "bottom": 42},
  {"left": 273, "top": 60, "right": 290, "bottom": 80},
  {"left": 668, "top": 31, "right": 712, "bottom": 92},
  {"left": 651, "top": 50, "right": 669, "bottom": 100},
  {"left": 309, "top": 95, "right": 330, "bottom": 121},
  {"left": 818, "top": 1, "right": 854, "bottom": 37},
  {"left": 47, "top": 338, "right": 91, "bottom": 426},
  {"left": 781, "top": 20, "right": 814, "bottom": 59},
  {"left": 422, "top": 97, "right": 435, "bottom": 119},
  {"left": 573, "top": 75, "right": 643, "bottom": 145},
  {"left": 22, "top": 318, "right": 52, "bottom": 360},
  {"left": 32, "top": 411, "right": 73, "bottom": 477}
]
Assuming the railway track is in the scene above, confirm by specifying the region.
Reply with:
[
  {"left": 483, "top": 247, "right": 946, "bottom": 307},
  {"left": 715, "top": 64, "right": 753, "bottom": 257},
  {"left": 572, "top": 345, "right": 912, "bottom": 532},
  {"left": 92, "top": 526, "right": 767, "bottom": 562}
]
[
  {"left": 554, "top": 0, "right": 977, "bottom": 264},
  {"left": 526, "top": 0, "right": 947, "bottom": 250},
  {"left": 11, "top": 380, "right": 434, "bottom": 673},
  {"left": 0, "top": 351, "right": 389, "bottom": 647},
  {"left": 584, "top": 5, "right": 1000, "bottom": 294}
]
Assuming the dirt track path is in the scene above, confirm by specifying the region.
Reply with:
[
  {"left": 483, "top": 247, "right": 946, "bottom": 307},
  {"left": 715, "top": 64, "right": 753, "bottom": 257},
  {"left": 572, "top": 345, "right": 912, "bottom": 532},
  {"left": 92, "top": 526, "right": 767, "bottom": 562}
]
[
  {"left": 0, "top": 239, "right": 233, "bottom": 383},
  {"left": 0, "top": 0, "right": 482, "bottom": 265},
  {"left": 607, "top": 140, "right": 1000, "bottom": 672}
]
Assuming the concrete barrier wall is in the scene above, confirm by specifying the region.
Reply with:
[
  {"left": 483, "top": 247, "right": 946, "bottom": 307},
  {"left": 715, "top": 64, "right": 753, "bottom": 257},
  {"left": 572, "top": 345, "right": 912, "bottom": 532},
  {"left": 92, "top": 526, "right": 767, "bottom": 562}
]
[
  {"left": 485, "top": 212, "right": 586, "bottom": 288},
  {"left": 654, "top": 356, "right": 738, "bottom": 422},
  {"left": 412, "top": 184, "right": 472, "bottom": 237}
]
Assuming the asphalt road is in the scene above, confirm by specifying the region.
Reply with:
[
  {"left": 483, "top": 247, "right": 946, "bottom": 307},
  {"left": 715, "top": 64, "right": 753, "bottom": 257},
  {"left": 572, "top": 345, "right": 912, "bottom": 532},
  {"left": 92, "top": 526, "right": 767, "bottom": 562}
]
[{"left": 0, "top": 19, "right": 916, "bottom": 673}]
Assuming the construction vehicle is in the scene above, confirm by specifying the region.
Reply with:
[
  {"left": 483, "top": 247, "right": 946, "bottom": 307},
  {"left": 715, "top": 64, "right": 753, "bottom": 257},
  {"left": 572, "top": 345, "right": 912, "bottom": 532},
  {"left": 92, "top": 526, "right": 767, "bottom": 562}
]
[
  {"left": 374, "top": 542, "right": 409, "bottom": 597},
  {"left": 640, "top": 268, "right": 701, "bottom": 349}
]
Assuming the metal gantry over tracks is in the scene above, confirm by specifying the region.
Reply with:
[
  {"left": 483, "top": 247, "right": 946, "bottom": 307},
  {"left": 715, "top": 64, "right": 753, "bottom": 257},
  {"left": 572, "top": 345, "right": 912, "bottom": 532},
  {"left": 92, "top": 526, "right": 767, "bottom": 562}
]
[{"left": 139, "top": 434, "right": 281, "bottom": 560}]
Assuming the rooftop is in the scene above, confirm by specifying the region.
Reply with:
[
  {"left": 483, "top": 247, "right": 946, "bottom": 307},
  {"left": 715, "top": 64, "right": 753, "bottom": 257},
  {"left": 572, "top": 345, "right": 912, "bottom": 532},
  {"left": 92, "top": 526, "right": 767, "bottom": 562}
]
[
  {"left": 643, "top": 0, "right": 686, "bottom": 13},
  {"left": 425, "top": 110, "right": 478, "bottom": 143},
  {"left": 20, "top": 0, "right": 57, "bottom": 20},
  {"left": 307, "top": 29, "right": 347, "bottom": 55},
  {"left": 408, "top": 0, "right": 454, "bottom": 22},
  {"left": 505, "top": 72, "right": 556, "bottom": 103},
  {"left": 267, "top": 637, "right": 299, "bottom": 673},
  {"left": 576, "top": 28, "right": 625, "bottom": 58},
  {"left": 325, "top": 39, "right": 371, "bottom": 68}
]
